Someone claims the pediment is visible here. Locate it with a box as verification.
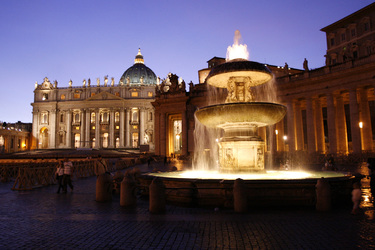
[86,91,124,101]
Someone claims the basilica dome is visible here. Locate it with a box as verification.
[119,49,157,85]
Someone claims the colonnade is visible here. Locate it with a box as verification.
[276,86,374,155]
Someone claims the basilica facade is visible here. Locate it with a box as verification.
[31,49,159,151]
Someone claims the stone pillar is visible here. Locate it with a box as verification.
[140,108,145,145]
[154,110,161,155]
[182,109,188,156]
[314,97,325,153]
[119,108,125,148]
[326,93,337,154]
[95,109,100,149]
[294,100,304,151]
[66,110,72,148]
[125,108,131,148]
[335,94,348,154]
[109,109,115,148]
[31,111,39,150]
[85,109,91,148]
[49,109,57,149]
[305,97,316,153]
[349,89,361,154]
[358,88,373,151]
[275,120,284,151]
[286,101,296,152]
[160,112,166,156]
[80,109,85,148]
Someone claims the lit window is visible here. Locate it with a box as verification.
[115,112,120,122]
[92,126,95,129]
[91,112,95,123]
[76,127,80,130]
[116,126,120,129]
[42,93,48,100]
[131,92,139,97]
[74,93,81,99]
[61,94,66,100]
[91,93,95,97]
[115,92,120,97]
[133,125,138,129]
[148,92,153,97]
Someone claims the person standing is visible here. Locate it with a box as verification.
[63,157,74,193]
[351,182,361,214]
[55,160,64,193]
[95,155,108,177]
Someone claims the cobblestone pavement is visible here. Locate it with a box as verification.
[1,164,375,249]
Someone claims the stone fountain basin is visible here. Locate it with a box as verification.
[195,102,287,128]
[139,171,353,208]
[206,60,273,88]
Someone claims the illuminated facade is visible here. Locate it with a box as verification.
[31,49,157,151]
[0,121,31,154]
[154,3,375,157]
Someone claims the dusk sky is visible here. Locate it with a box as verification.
[1,0,373,123]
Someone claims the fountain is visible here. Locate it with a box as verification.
[140,31,353,208]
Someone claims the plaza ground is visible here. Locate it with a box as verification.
[0,159,375,249]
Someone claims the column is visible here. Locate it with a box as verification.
[349,89,361,153]
[335,93,348,154]
[66,110,72,148]
[305,97,316,154]
[286,100,296,152]
[125,108,130,147]
[154,110,161,155]
[31,111,39,150]
[314,97,325,153]
[119,108,125,148]
[294,100,304,151]
[95,109,100,149]
[80,109,85,148]
[85,109,91,148]
[160,112,166,156]
[140,108,145,145]
[182,109,188,156]
[49,109,57,149]
[109,109,115,148]
[359,88,373,151]
[326,93,337,154]
[275,120,284,151]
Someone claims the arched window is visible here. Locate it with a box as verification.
[91,112,95,123]
[115,112,120,123]
[132,110,138,122]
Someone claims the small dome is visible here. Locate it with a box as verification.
[119,49,157,85]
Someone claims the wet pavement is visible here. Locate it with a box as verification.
[0,162,375,249]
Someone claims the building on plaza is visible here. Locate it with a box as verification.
[0,121,31,154]
[153,3,375,158]
[31,49,158,151]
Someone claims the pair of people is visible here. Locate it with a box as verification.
[56,158,74,193]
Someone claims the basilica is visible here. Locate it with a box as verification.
[27,3,375,160]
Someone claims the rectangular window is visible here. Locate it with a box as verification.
[341,33,345,42]
[131,92,139,97]
[351,29,356,37]
[42,93,48,100]
[148,92,153,97]
[330,38,335,46]
[74,93,81,99]
[60,94,66,100]
[91,93,95,97]
[364,23,369,31]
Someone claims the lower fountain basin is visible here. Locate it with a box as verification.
[195,102,287,128]
[139,171,353,208]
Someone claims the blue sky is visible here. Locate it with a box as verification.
[0,0,373,123]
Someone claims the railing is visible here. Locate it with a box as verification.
[0,158,136,191]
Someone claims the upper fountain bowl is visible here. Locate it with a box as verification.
[195,102,287,128]
[206,59,273,88]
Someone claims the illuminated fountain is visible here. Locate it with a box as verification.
[140,31,353,208]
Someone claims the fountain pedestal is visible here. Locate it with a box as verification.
[219,140,264,172]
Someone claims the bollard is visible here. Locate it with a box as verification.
[233,178,248,213]
[96,173,113,202]
[316,177,331,211]
[120,174,137,207]
[149,178,166,214]
[113,171,124,194]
